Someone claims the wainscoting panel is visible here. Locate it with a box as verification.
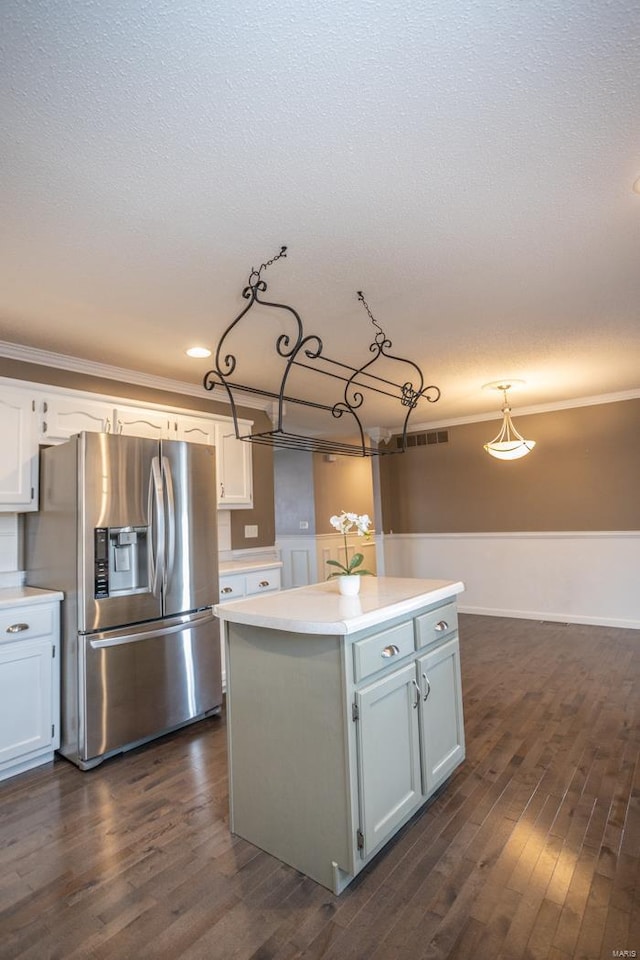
[276,537,318,589]
[276,534,377,590]
[383,531,640,629]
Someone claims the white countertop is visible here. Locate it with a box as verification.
[0,586,64,609]
[214,576,464,635]
[219,558,283,576]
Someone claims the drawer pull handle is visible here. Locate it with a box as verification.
[435,620,449,632]
[258,580,270,588]
[221,587,233,594]
[422,672,431,701]
[6,623,29,633]
[381,644,400,659]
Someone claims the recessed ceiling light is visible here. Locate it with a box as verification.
[633,177,640,195]
[186,346,212,358]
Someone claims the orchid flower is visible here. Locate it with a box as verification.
[326,511,374,578]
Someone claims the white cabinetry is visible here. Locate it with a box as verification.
[0,594,61,781]
[0,387,38,512]
[175,413,217,446]
[28,383,254,510]
[215,420,253,507]
[37,394,114,443]
[219,566,281,602]
[113,404,170,439]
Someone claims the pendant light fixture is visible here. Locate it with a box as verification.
[483,382,536,460]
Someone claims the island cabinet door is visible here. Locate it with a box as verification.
[417,636,465,796]
[355,661,422,858]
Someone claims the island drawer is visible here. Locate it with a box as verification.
[415,602,458,648]
[0,604,55,645]
[353,621,415,681]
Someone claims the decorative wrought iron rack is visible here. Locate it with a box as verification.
[203,246,440,456]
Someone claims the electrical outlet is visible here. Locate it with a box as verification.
[299,520,309,530]
[244,524,258,538]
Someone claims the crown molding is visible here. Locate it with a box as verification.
[2,340,638,432]
[401,388,640,433]
[0,339,273,413]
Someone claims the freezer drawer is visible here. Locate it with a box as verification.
[80,611,221,766]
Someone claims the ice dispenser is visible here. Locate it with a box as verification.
[94,526,150,598]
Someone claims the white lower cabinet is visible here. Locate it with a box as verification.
[219,566,281,603]
[0,597,61,782]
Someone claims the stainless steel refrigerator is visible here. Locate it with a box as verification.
[25,431,221,769]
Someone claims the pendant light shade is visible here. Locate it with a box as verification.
[483,384,536,461]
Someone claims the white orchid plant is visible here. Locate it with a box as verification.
[326,511,374,579]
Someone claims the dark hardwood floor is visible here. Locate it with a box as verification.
[1,615,638,960]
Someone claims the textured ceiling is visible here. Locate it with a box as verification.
[1,0,639,433]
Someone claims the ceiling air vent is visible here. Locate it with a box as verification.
[396,429,449,450]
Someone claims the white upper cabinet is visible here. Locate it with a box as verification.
[4,380,255,512]
[174,413,217,446]
[215,420,253,508]
[36,393,114,443]
[113,404,171,440]
[0,388,39,512]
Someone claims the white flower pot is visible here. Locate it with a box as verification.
[337,575,361,596]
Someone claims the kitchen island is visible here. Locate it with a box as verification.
[214,576,465,894]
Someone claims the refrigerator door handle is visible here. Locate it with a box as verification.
[149,455,165,598]
[88,611,215,648]
[161,455,176,593]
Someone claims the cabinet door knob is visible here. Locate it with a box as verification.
[381,643,400,659]
[6,623,29,633]
[435,620,448,632]
[258,580,270,588]
[221,587,233,594]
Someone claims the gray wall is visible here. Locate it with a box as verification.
[274,449,317,536]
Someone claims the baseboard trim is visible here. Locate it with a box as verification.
[458,604,640,631]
